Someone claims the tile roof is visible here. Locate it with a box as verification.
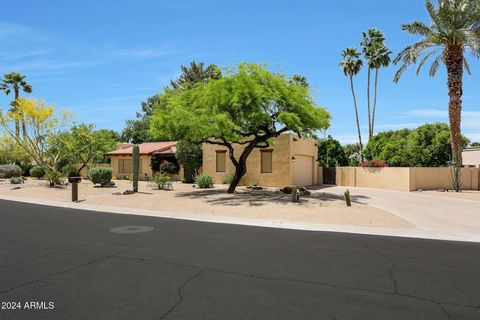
[106,141,177,156]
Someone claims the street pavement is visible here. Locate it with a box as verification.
[0,199,479,319]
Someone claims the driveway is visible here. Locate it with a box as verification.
[318,186,480,242]
[1,199,479,319]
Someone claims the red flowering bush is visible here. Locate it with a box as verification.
[360,160,388,168]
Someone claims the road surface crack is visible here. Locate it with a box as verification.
[363,242,398,294]
[437,303,451,320]
[0,246,136,294]
[118,255,480,312]
[158,270,202,320]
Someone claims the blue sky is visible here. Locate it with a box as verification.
[1,0,479,144]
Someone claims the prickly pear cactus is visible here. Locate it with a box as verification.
[133,145,139,192]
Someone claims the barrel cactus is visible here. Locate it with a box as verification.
[132,145,139,192]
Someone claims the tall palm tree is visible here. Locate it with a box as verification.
[394,0,480,190]
[370,43,392,136]
[0,72,33,139]
[361,28,390,138]
[340,48,364,160]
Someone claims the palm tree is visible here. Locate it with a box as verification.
[394,0,480,190]
[340,48,364,160]
[0,72,33,139]
[370,43,392,136]
[361,28,390,138]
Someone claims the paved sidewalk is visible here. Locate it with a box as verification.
[318,186,480,242]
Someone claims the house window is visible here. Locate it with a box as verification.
[118,159,142,174]
[261,150,273,173]
[216,151,227,172]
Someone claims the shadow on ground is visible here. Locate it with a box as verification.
[175,187,370,207]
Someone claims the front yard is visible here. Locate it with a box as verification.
[0,178,412,229]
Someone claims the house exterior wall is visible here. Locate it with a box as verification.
[462,148,480,168]
[109,155,153,180]
[202,134,318,187]
[336,167,480,191]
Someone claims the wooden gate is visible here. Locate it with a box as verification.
[323,167,336,185]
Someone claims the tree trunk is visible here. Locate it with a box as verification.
[371,68,379,137]
[14,88,21,140]
[21,113,27,142]
[367,67,372,138]
[227,141,261,193]
[350,75,363,161]
[445,45,463,167]
[228,159,247,193]
[14,119,20,140]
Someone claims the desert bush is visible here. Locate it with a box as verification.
[159,160,180,175]
[10,176,26,184]
[196,173,213,189]
[88,167,113,186]
[0,164,22,178]
[29,165,46,179]
[282,185,297,194]
[44,170,64,187]
[150,173,173,190]
[20,163,33,176]
[222,173,234,185]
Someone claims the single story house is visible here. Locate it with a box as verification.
[202,133,319,187]
[106,142,182,180]
[463,147,480,168]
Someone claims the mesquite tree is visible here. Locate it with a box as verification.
[150,63,330,193]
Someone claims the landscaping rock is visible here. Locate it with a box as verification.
[123,190,135,195]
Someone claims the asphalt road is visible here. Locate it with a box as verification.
[0,200,479,320]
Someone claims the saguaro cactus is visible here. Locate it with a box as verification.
[132,145,139,192]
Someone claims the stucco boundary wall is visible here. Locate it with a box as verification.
[336,167,480,192]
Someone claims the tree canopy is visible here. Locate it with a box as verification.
[150,63,330,192]
[364,123,470,167]
[121,62,221,144]
[59,124,119,172]
[317,136,348,167]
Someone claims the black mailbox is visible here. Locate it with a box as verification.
[68,177,81,202]
[68,176,81,183]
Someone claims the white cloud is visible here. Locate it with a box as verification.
[406,109,446,117]
[108,42,185,60]
[0,22,30,40]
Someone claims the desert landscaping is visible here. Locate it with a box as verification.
[0,178,413,229]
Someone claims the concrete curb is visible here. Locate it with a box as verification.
[1,194,479,243]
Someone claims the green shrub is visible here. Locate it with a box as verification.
[196,173,213,189]
[222,173,234,185]
[88,167,113,186]
[0,164,22,178]
[150,173,172,190]
[10,176,26,184]
[30,165,46,179]
[44,170,64,187]
[159,160,180,175]
[282,185,297,194]
[20,163,33,176]
[62,164,80,177]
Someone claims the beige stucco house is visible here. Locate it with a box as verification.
[202,133,319,187]
[463,147,480,168]
[106,142,182,180]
